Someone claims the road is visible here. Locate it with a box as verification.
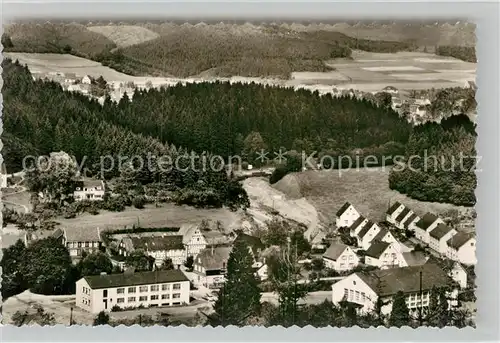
[261,291,332,305]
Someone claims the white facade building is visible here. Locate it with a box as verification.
[446,232,477,265]
[349,216,369,238]
[74,179,105,201]
[81,75,92,84]
[331,263,458,316]
[364,242,404,269]
[118,235,186,268]
[76,270,190,314]
[356,220,381,250]
[63,227,102,260]
[193,246,232,289]
[322,243,359,272]
[414,213,445,244]
[428,224,457,255]
[449,262,468,289]
[335,202,361,229]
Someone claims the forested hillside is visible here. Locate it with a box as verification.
[388,114,477,206]
[1,59,248,210]
[436,46,477,63]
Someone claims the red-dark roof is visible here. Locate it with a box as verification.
[416,213,440,230]
[395,208,411,223]
[429,224,454,240]
[386,201,402,215]
[447,232,475,250]
[336,202,352,218]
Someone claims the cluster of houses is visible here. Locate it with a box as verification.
[327,200,475,317]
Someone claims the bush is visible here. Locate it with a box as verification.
[132,196,147,209]
[111,304,122,312]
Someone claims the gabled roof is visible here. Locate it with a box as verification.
[416,213,440,230]
[383,86,398,91]
[365,241,390,258]
[234,233,264,256]
[129,235,184,251]
[356,263,453,297]
[372,228,390,243]
[447,232,475,250]
[84,269,189,290]
[336,202,352,217]
[401,251,428,267]
[196,246,232,271]
[75,178,104,189]
[429,224,454,240]
[401,213,418,229]
[395,208,411,223]
[349,216,366,231]
[358,220,376,240]
[323,243,348,261]
[386,201,402,215]
[64,227,101,242]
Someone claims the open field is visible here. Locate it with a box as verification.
[87,25,159,48]
[5,49,475,94]
[273,168,473,228]
[56,203,243,233]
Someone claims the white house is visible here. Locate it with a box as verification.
[335,202,361,229]
[401,213,420,232]
[118,235,186,268]
[382,86,399,95]
[179,222,229,258]
[386,201,405,225]
[81,75,92,84]
[254,263,268,281]
[349,216,369,238]
[73,179,105,201]
[331,263,458,316]
[322,243,359,272]
[193,246,232,289]
[63,227,102,261]
[364,242,404,269]
[356,220,381,250]
[428,224,457,255]
[76,269,190,314]
[446,232,477,265]
[414,213,445,244]
[449,262,468,289]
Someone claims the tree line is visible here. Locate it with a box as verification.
[436,46,477,63]
[389,114,477,206]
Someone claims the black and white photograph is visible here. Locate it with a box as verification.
[1,6,478,329]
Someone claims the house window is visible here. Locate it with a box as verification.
[340,263,345,268]
[117,288,125,294]
[103,290,108,297]
[151,285,159,292]
[151,295,159,300]
[78,242,82,248]
[344,288,348,299]
[139,296,147,301]
[162,284,170,291]
[173,283,181,290]
[85,242,89,247]
[361,292,366,302]
[117,298,125,303]
[355,291,360,301]
[128,297,136,302]
[128,287,136,293]
[342,256,347,260]
[172,293,181,299]
[349,290,354,300]
[162,294,170,300]
[139,286,148,293]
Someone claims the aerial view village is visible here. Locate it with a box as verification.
[1,17,477,328]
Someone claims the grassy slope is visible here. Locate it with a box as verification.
[273,168,471,226]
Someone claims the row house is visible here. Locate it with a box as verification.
[76,269,190,314]
[386,202,420,230]
[356,220,382,250]
[336,202,361,229]
[331,263,458,317]
[428,224,457,255]
[63,227,103,261]
[322,243,360,272]
[349,216,369,238]
[446,232,477,265]
[414,213,445,244]
[365,243,428,270]
[118,235,186,268]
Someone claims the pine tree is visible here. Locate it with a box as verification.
[389,291,410,327]
[211,239,261,326]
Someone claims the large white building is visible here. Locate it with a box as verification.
[179,222,229,257]
[193,246,232,288]
[76,269,190,314]
[331,263,458,317]
[414,213,445,244]
[364,241,403,269]
[335,202,361,229]
[428,224,457,255]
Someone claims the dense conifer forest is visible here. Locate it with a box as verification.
[389,114,477,206]
[436,46,477,63]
